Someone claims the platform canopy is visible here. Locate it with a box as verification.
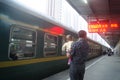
[67,0,120,48]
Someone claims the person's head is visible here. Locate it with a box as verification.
[78,30,87,38]
[66,35,73,41]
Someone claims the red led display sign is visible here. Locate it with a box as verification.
[49,27,64,34]
[45,26,64,35]
[88,21,119,33]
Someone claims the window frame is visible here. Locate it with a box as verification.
[43,33,58,57]
[8,24,37,60]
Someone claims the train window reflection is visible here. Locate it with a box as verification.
[44,33,58,57]
[9,26,36,60]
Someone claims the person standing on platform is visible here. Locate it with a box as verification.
[67,30,89,80]
[62,35,74,65]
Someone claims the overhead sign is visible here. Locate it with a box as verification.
[88,20,119,33]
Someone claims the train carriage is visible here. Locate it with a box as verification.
[0,1,105,80]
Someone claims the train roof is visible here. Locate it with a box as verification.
[0,1,106,47]
[0,0,77,34]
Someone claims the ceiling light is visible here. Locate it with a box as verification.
[83,0,88,4]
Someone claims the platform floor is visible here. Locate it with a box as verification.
[43,55,120,80]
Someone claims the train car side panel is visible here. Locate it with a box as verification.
[0,20,10,61]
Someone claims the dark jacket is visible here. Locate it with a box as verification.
[70,38,89,64]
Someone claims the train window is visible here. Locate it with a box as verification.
[9,26,36,60]
[44,33,58,57]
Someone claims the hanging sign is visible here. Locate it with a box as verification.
[88,20,118,33]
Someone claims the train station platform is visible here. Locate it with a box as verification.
[43,55,120,80]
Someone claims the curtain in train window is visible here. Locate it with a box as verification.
[9,26,36,60]
[44,33,58,57]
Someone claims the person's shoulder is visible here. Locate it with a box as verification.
[72,41,78,46]
[73,40,84,46]
[62,42,68,46]
[70,40,75,43]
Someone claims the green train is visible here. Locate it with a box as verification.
[0,1,106,80]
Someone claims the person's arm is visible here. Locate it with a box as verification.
[70,42,76,56]
[66,41,74,58]
[62,43,67,51]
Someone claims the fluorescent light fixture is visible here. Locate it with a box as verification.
[83,0,88,4]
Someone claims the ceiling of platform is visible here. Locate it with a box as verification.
[67,0,120,48]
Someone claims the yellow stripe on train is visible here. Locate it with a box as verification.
[0,56,67,68]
